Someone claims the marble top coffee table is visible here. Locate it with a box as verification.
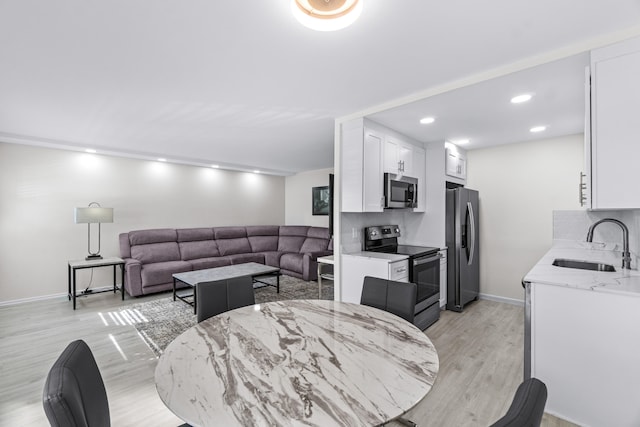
[155,299,439,427]
[172,262,280,314]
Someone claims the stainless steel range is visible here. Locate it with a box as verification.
[364,225,441,330]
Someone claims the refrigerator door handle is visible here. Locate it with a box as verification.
[467,201,476,265]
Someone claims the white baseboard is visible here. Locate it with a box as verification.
[0,292,67,307]
[478,292,524,307]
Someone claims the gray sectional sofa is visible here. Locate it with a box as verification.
[118,225,332,297]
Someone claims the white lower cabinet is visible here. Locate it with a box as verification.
[439,249,447,307]
[530,283,640,426]
[341,253,409,304]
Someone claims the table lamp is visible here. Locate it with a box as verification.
[74,202,114,260]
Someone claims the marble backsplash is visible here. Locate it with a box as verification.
[553,210,640,260]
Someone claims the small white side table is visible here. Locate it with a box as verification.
[317,255,334,299]
[68,257,125,310]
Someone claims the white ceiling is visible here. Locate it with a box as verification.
[1,1,640,175]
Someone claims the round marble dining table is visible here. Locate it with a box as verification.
[155,299,439,427]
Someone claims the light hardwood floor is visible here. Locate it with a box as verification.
[0,292,575,427]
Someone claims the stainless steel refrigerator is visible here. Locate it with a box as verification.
[446,187,479,312]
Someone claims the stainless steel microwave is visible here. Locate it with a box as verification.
[384,173,417,209]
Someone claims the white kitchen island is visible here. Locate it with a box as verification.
[524,240,640,427]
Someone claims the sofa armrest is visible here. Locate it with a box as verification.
[123,258,143,297]
[301,250,333,281]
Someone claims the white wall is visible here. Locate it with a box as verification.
[0,143,285,303]
[285,168,333,227]
[466,134,584,301]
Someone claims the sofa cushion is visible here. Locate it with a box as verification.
[246,225,280,237]
[300,237,329,253]
[217,237,252,256]
[129,229,177,246]
[248,235,279,252]
[262,251,284,268]
[279,226,310,237]
[189,257,232,271]
[307,227,330,239]
[131,242,181,264]
[278,236,306,253]
[279,253,305,273]
[141,261,191,287]
[179,240,220,261]
[177,228,214,242]
[228,253,265,265]
[214,227,247,239]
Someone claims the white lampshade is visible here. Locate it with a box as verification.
[74,207,114,224]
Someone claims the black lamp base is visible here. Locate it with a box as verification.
[85,254,103,261]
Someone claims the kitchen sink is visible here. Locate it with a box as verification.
[552,258,616,272]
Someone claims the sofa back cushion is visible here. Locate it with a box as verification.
[131,242,181,264]
[278,226,310,253]
[300,237,329,253]
[128,229,177,246]
[177,228,214,242]
[215,227,252,256]
[299,226,331,253]
[246,225,280,252]
[179,241,220,261]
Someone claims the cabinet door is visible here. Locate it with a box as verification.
[389,260,409,282]
[383,137,400,173]
[398,143,413,175]
[591,36,640,209]
[413,147,426,212]
[363,129,384,212]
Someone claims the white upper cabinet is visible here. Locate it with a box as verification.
[384,136,414,176]
[341,118,384,213]
[588,35,640,209]
[445,145,467,181]
[413,146,426,213]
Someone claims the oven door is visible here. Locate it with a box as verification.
[411,253,441,312]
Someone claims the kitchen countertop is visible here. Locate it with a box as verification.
[343,251,409,262]
[524,240,640,297]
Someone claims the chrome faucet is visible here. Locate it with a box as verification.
[586,218,632,270]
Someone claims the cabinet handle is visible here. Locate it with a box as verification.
[579,172,587,207]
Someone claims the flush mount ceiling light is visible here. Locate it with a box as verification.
[530,126,547,133]
[511,94,532,104]
[419,117,435,124]
[292,0,363,31]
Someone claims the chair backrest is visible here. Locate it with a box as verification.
[43,340,110,427]
[196,276,256,323]
[489,378,548,427]
[360,276,417,323]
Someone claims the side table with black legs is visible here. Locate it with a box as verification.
[68,257,125,310]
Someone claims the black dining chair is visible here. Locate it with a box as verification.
[489,378,548,427]
[196,276,256,323]
[360,276,417,323]
[43,339,110,427]
[44,340,191,427]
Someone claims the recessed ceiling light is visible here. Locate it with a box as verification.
[211,164,219,168]
[419,117,435,124]
[253,170,261,174]
[453,139,470,145]
[291,0,363,31]
[157,158,167,162]
[530,126,547,133]
[85,149,97,154]
[511,94,532,104]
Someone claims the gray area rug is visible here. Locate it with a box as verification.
[127,275,334,356]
